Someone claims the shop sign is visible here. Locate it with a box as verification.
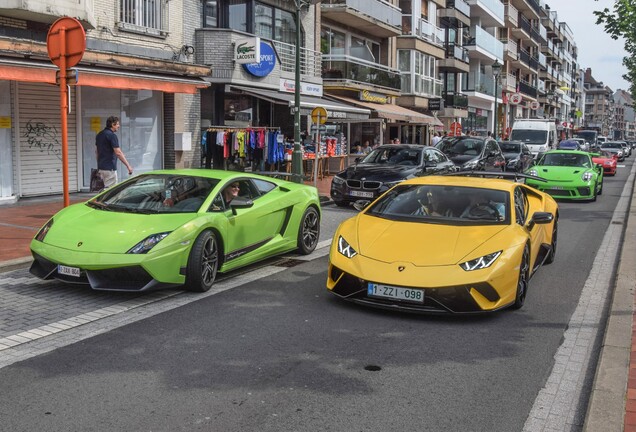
[0,116,11,128]
[428,98,442,110]
[279,79,323,97]
[243,42,276,77]
[360,90,388,104]
[234,37,261,64]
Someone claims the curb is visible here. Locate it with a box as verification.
[0,256,32,274]
[583,159,636,431]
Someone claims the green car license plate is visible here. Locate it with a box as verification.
[367,283,424,303]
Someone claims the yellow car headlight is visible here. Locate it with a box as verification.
[460,251,502,271]
[337,235,358,258]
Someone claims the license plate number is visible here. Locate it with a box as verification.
[58,264,80,277]
[367,283,424,303]
[350,190,374,198]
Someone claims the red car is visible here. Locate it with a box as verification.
[592,150,618,176]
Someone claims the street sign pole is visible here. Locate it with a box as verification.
[59,28,70,207]
[314,112,321,188]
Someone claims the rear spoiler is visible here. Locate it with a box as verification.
[443,170,548,183]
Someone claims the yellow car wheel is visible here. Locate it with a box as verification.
[512,244,530,310]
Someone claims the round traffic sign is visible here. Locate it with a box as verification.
[530,101,540,110]
[509,93,523,105]
[311,106,327,124]
[47,17,86,68]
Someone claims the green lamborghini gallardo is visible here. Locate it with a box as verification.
[525,150,603,201]
[30,169,321,292]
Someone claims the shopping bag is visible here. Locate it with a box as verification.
[90,168,104,192]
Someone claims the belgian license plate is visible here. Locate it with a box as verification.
[367,283,424,303]
[58,264,80,277]
[350,190,374,198]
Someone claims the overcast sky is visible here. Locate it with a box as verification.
[547,0,629,91]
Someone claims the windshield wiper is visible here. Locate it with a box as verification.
[86,201,113,211]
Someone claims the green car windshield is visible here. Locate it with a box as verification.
[366,185,508,224]
[540,153,591,168]
[88,174,220,214]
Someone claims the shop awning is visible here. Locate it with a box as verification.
[0,59,210,94]
[230,85,371,120]
[328,95,443,126]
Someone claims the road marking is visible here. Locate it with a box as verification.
[523,158,635,431]
[0,241,332,369]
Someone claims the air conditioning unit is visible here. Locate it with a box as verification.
[174,132,192,151]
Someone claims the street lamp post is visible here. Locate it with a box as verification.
[291,0,316,183]
[492,59,502,139]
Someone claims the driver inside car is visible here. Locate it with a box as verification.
[460,192,505,220]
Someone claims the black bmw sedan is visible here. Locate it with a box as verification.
[498,140,534,172]
[330,144,457,207]
[436,136,506,172]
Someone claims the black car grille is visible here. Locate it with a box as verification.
[346,180,382,189]
[544,188,573,197]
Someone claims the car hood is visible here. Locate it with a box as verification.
[353,214,507,266]
[533,165,589,181]
[41,203,198,253]
[340,163,418,181]
[448,154,478,165]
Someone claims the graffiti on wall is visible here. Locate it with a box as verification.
[23,120,61,160]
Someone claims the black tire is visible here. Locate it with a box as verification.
[545,218,558,264]
[598,180,603,195]
[297,206,320,255]
[591,183,597,202]
[511,244,530,310]
[185,230,219,292]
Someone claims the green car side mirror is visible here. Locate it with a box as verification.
[230,196,254,215]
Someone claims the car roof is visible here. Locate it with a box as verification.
[376,144,426,150]
[400,174,515,192]
[543,149,589,155]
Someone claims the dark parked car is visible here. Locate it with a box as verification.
[557,139,582,151]
[436,136,506,172]
[330,144,457,207]
[498,140,534,172]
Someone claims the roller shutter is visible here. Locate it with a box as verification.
[18,82,77,196]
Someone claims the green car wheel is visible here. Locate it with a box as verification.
[185,230,219,292]
[298,206,320,255]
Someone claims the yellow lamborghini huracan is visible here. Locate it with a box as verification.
[327,174,558,313]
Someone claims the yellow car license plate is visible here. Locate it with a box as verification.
[367,283,424,303]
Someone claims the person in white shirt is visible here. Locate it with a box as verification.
[431,132,442,146]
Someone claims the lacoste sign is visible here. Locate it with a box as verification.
[235,37,260,64]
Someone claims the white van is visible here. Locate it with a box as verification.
[510,119,558,158]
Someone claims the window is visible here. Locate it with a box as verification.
[398,50,438,96]
[204,0,218,27]
[321,27,345,55]
[120,0,163,31]
[228,0,248,32]
[274,8,296,45]
[255,3,273,37]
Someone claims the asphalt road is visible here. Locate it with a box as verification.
[0,160,631,432]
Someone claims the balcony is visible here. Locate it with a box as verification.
[438,44,470,73]
[465,0,505,28]
[321,0,401,38]
[501,73,517,92]
[322,55,401,92]
[501,39,518,61]
[1,0,96,28]
[505,3,518,27]
[511,14,531,39]
[465,26,504,61]
[463,70,496,97]
[528,55,539,71]
[518,80,538,98]
[273,40,321,77]
[415,17,445,47]
[538,52,546,68]
[443,91,469,108]
[447,0,471,17]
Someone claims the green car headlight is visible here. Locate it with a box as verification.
[337,235,358,258]
[528,169,538,176]
[460,251,502,271]
[332,175,345,185]
[127,232,171,254]
[35,218,54,242]
[582,172,594,182]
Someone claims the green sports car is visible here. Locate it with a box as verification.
[30,169,321,292]
[525,150,603,201]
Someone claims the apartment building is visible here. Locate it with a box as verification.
[0,0,210,202]
[584,68,614,137]
[613,89,634,140]
[462,0,504,136]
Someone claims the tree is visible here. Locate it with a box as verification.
[594,0,636,97]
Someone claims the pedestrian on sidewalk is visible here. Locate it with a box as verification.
[95,116,133,188]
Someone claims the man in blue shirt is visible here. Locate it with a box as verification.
[95,116,133,188]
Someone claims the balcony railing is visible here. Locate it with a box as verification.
[530,27,542,44]
[518,80,538,98]
[505,3,518,26]
[538,52,546,68]
[321,0,401,27]
[538,79,545,93]
[273,41,321,77]
[467,26,504,59]
[529,56,539,71]
[322,54,401,91]
[526,0,543,16]
[443,91,469,108]
[118,0,168,36]
[463,70,495,96]
[416,17,445,46]
[501,38,518,59]
[465,0,504,23]
[519,15,531,36]
[519,48,530,66]
[502,73,517,90]
[446,43,469,62]
[446,0,471,17]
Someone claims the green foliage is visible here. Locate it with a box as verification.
[594,0,636,96]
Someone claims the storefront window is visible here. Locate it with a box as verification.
[224,94,253,125]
